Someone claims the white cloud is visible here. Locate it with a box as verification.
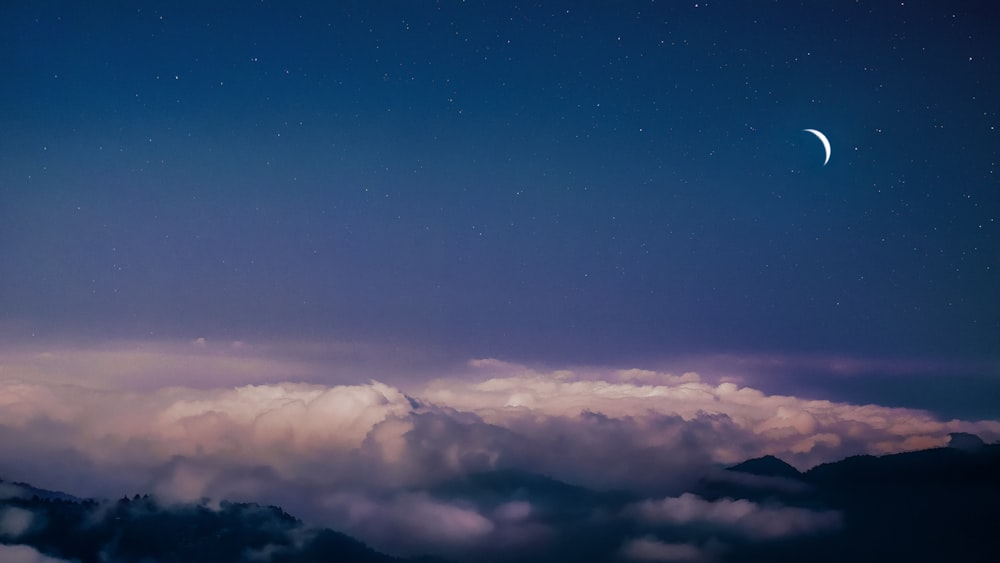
[1,343,998,558]
[630,493,841,539]
[3,366,997,489]
[418,360,1000,470]
[3,353,998,499]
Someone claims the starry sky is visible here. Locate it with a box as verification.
[1,1,999,417]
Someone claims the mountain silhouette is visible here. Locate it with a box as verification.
[727,454,803,479]
[0,479,81,502]
[724,445,1000,563]
[0,492,439,563]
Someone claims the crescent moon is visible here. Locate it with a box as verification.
[803,128,831,165]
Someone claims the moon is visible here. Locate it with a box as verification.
[803,128,831,165]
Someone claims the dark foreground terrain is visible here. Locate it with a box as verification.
[3,440,998,562]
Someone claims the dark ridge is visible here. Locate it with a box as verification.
[948,431,985,450]
[5,446,1000,563]
[0,488,440,563]
[0,478,81,502]
[727,454,802,479]
[724,445,1000,563]
[804,444,1000,488]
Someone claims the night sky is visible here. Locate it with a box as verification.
[2,2,1000,560]
[4,1,999,364]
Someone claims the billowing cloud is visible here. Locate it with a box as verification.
[419,359,1000,473]
[1,343,998,558]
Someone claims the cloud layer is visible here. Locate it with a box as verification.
[1,342,997,557]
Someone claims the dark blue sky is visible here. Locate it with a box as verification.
[2,1,998,374]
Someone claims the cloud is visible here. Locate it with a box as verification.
[0,338,445,391]
[620,537,708,562]
[0,544,70,563]
[699,468,810,494]
[419,359,1000,471]
[0,482,27,500]
[1,344,998,558]
[0,506,35,538]
[4,359,998,488]
[494,500,532,521]
[322,491,494,548]
[629,493,841,539]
